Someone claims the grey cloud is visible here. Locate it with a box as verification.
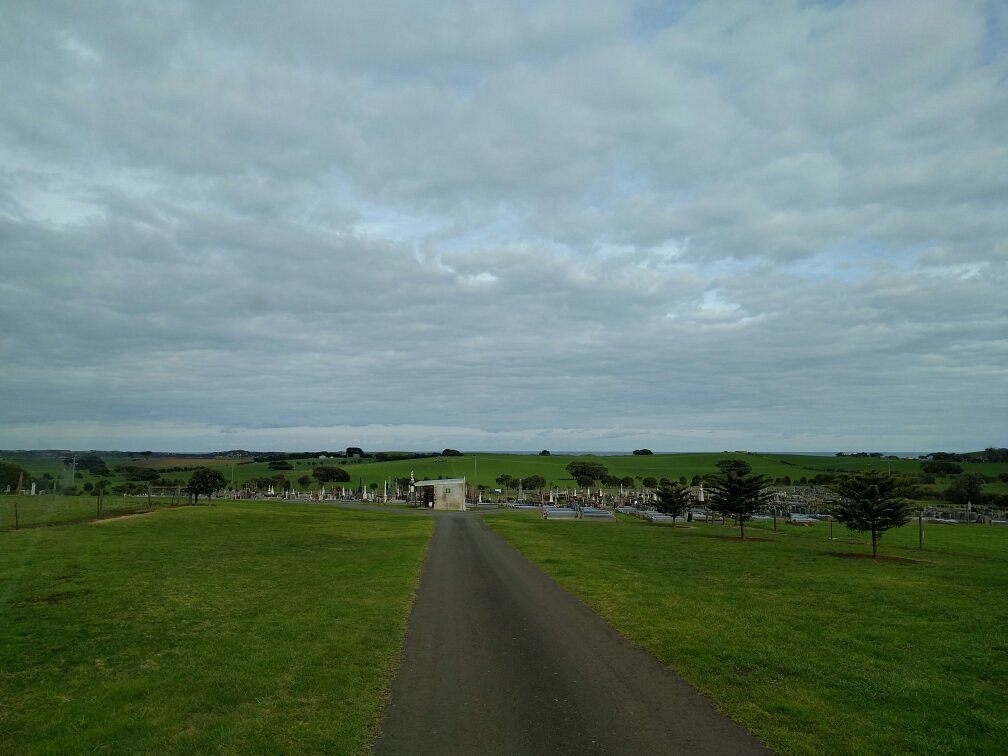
[1,1,1005,452]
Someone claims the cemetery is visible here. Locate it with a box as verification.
[2,450,1007,754]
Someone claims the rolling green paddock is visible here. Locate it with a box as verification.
[0,502,433,754]
[233,452,1008,490]
[8,456,68,479]
[10,452,1008,499]
[486,512,1008,755]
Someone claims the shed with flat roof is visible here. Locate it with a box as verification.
[414,478,467,511]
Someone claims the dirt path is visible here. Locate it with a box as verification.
[374,514,770,755]
[90,510,157,524]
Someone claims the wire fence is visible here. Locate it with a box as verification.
[0,494,188,531]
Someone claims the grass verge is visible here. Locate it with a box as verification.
[0,502,433,754]
[486,513,1008,755]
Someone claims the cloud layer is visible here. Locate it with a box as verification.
[2,1,1006,452]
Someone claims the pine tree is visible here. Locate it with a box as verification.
[706,460,772,539]
[831,470,911,558]
[655,482,692,527]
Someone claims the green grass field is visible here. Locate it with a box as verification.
[0,502,433,754]
[486,512,1008,755]
[0,494,178,530]
[4,490,1006,754]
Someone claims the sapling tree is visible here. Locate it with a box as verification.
[830,470,911,558]
[706,460,772,538]
[654,482,692,527]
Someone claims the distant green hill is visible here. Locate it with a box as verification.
[8,450,1007,500]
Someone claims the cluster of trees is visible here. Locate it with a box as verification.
[0,461,31,491]
[683,460,916,557]
[253,451,344,463]
[114,465,161,482]
[920,460,963,476]
[64,454,111,477]
[925,448,1008,464]
[560,462,697,490]
[944,473,984,508]
[245,467,358,490]
[632,449,654,455]
[494,464,658,490]
[244,474,292,491]
[495,474,546,490]
[312,466,351,483]
[647,460,773,535]
[565,461,609,483]
[983,447,1008,463]
[252,448,465,464]
[373,451,440,462]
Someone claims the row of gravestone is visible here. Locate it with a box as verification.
[542,506,616,521]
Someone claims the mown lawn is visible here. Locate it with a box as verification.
[486,513,1008,755]
[0,502,433,754]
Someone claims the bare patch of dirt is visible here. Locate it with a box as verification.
[91,510,156,524]
[15,589,92,607]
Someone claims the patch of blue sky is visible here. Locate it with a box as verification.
[982,3,1008,65]
[323,170,445,243]
[784,243,921,283]
[631,0,696,38]
[698,254,764,281]
[578,161,666,217]
[430,212,531,254]
[350,205,443,244]
[21,190,103,226]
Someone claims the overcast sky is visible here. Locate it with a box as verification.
[2,1,1005,454]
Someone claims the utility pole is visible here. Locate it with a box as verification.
[14,473,22,530]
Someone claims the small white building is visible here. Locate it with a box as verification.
[413,478,467,511]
